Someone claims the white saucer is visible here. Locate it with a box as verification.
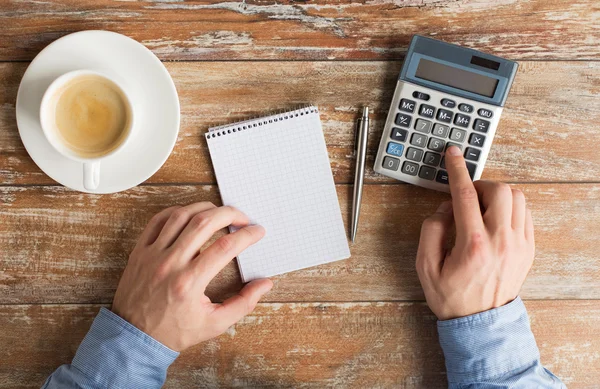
[16,30,180,194]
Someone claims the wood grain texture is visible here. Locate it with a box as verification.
[0,301,598,388]
[1,0,599,61]
[1,183,598,304]
[2,61,600,185]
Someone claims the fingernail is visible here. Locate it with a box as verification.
[247,224,266,236]
[446,146,462,157]
[436,201,452,213]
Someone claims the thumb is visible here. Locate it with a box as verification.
[416,201,453,281]
[210,278,273,330]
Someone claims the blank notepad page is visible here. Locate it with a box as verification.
[206,106,350,282]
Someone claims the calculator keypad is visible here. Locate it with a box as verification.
[378,85,500,190]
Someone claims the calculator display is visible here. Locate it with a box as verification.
[415,58,499,98]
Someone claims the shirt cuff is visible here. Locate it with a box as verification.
[72,307,179,389]
[437,297,540,384]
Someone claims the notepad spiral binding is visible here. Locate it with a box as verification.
[206,105,318,139]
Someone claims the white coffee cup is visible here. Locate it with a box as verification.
[40,70,137,191]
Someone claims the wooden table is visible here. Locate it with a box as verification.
[1,1,599,387]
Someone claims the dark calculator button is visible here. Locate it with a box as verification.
[382,156,400,171]
[386,142,404,157]
[466,162,477,179]
[423,151,442,167]
[453,113,471,128]
[419,104,436,119]
[464,147,481,161]
[427,137,445,152]
[401,161,419,176]
[405,147,424,162]
[469,133,486,147]
[473,119,490,133]
[395,113,412,128]
[436,170,449,184]
[414,119,432,134]
[445,142,463,151]
[410,133,428,148]
[419,165,436,181]
[412,91,430,101]
[441,98,456,108]
[432,124,450,138]
[390,127,408,142]
[436,108,453,123]
[399,98,416,113]
[458,103,474,113]
[478,108,493,118]
[440,157,446,169]
[449,128,467,143]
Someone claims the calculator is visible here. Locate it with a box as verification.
[374,35,518,192]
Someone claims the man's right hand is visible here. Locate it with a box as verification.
[416,146,535,320]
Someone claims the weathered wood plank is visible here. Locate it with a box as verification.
[0,301,598,388]
[2,61,599,185]
[1,0,599,61]
[1,184,598,304]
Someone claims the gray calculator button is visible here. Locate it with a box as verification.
[432,124,450,138]
[414,119,432,134]
[449,128,466,142]
[419,104,436,119]
[399,98,416,113]
[436,108,453,123]
[440,157,446,169]
[427,137,445,152]
[390,127,408,142]
[473,119,490,133]
[401,161,419,176]
[419,165,436,180]
[405,147,424,162]
[410,133,428,148]
[412,91,430,101]
[441,98,456,108]
[423,152,442,167]
[464,147,481,161]
[466,162,477,179]
[469,133,486,147]
[478,108,493,118]
[436,170,449,184]
[458,103,474,113]
[382,156,400,171]
[454,113,471,128]
[395,113,412,128]
[446,142,463,151]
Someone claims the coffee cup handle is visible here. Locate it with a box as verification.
[83,162,100,191]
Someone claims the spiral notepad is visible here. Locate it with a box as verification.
[206,106,350,282]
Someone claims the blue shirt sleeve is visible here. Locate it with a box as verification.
[42,307,179,389]
[437,296,565,388]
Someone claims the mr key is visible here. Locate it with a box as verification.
[374,35,518,192]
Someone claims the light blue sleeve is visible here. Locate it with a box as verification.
[41,307,179,389]
[437,296,565,388]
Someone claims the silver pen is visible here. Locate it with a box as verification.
[351,106,369,243]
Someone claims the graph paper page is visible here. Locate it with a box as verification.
[206,107,350,282]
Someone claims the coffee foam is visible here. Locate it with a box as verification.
[49,74,131,158]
